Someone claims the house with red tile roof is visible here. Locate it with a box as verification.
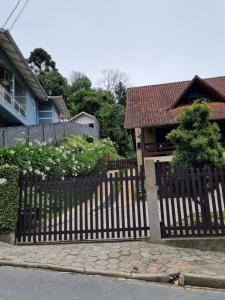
[125,75,225,165]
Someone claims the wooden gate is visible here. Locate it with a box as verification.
[156,161,225,238]
[16,166,149,244]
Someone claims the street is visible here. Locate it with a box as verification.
[0,267,225,300]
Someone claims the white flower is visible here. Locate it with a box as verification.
[45,166,50,171]
[27,161,31,165]
[62,169,65,174]
[34,169,41,175]
[4,164,9,167]
[22,170,27,175]
[29,142,33,146]
[28,166,32,172]
[48,158,53,163]
[33,139,41,146]
[9,150,15,155]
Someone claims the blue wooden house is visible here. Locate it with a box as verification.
[0,29,69,127]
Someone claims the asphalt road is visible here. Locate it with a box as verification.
[0,267,225,300]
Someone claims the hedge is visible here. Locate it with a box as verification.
[0,165,19,232]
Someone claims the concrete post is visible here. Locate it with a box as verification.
[144,158,161,242]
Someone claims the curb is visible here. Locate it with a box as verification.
[1,259,225,289]
[179,273,225,290]
[0,260,171,283]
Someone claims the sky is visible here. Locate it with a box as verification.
[1,0,225,87]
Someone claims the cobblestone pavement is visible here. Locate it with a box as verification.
[1,241,225,277]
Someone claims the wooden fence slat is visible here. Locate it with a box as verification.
[120,171,126,238]
[94,182,99,239]
[124,169,131,238]
[130,168,137,238]
[48,177,53,241]
[134,167,142,237]
[43,177,48,242]
[89,179,94,240]
[58,177,63,241]
[105,176,110,238]
[38,176,44,242]
[115,172,120,238]
[33,175,38,243]
[109,173,115,238]
[84,180,89,240]
[74,179,78,240]
[214,167,225,235]
[185,170,195,236]
[100,180,104,239]
[69,178,73,241]
[168,169,177,237]
[53,177,58,241]
[207,167,219,235]
[190,168,201,236]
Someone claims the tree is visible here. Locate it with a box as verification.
[98,69,128,97]
[65,72,114,117]
[28,48,56,73]
[166,101,225,168]
[70,72,92,92]
[38,70,67,96]
[115,81,127,106]
[98,102,134,157]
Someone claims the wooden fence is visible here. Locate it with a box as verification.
[16,166,149,243]
[155,161,225,238]
[108,159,137,170]
[0,120,99,148]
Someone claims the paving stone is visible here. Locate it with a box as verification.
[1,241,225,277]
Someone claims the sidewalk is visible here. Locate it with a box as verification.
[1,240,225,279]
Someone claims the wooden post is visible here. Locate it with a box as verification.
[144,158,161,242]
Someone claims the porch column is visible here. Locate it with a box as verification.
[144,157,161,242]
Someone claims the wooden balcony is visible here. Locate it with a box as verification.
[144,140,225,157]
[144,142,174,157]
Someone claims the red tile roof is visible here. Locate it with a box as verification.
[125,76,225,128]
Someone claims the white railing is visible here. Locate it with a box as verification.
[0,84,26,118]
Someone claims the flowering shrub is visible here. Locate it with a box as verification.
[0,135,120,177]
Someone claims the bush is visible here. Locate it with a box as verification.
[0,135,120,177]
[167,101,225,168]
[0,165,19,232]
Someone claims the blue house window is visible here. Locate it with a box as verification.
[38,103,53,124]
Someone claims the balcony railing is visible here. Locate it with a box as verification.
[144,140,225,157]
[144,142,174,157]
[0,84,26,118]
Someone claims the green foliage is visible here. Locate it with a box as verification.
[28,48,56,73]
[28,46,134,157]
[38,70,67,96]
[0,166,19,232]
[166,101,225,168]
[98,102,134,157]
[115,81,127,106]
[0,136,120,177]
[70,72,92,92]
